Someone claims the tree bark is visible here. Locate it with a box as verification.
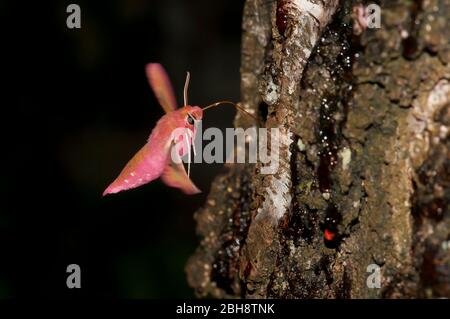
[186,0,450,298]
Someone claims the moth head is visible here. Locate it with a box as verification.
[183,105,203,126]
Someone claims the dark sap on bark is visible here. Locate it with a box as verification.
[276,0,288,36]
[318,96,338,193]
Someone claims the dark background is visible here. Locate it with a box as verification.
[2,0,243,297]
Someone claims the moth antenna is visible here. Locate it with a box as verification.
[184,72,190,106]
[202,100,258,121]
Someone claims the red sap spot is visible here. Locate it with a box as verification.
[276,0,288,36]
[324,229,336,241]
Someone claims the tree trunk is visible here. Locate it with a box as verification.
[186,0,450,298]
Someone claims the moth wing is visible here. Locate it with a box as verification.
[160,126,200,194]
[145,63,177,113]
[161,161,201,195]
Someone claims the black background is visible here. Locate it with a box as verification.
[2,0,243,297]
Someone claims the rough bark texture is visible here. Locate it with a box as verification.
[186,0,450,298]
